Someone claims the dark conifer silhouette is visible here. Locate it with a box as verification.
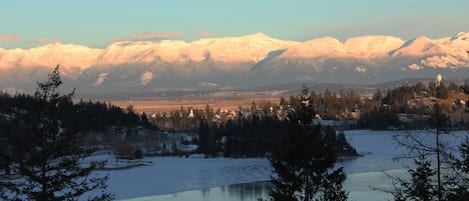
[0,65,113,201]
[268,85,347,201]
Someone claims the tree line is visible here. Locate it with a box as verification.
[359,80,469,130]
[150,78,469,132]
[0,94,155,136]
[196,87,358,158]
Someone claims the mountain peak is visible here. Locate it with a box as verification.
[280,37,345,58]
[344,35,404,57]
[452,32,469,40]
[390,36,437,57]
[247,32,270,38]
[2,32,469,92]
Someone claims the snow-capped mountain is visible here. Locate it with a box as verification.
[0,32,468,93]
[0,43,102,71]
[96,32,298,65]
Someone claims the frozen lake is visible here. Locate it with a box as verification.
[109,130,465,201]
[119,170,407,201]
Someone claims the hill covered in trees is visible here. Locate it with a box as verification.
[0,93,155,135]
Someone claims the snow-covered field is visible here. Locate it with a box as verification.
[90,129,466,201]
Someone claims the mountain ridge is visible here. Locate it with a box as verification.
[0,32,468,93]
[1,32,468,68]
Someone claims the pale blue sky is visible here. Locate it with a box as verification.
[1,0,469,48]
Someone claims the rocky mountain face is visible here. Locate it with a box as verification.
[1,32,468,93]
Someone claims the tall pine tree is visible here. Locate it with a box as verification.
[0,66,113,201]
[445,137,469,201]
[268,85,347,201]
[388,153,437,201]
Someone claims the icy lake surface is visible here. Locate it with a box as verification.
[102,130,465,201]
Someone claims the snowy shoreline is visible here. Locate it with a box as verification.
[94,129,465,200]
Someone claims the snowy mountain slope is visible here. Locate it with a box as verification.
[344,35,404,58]
[279,37,346,58]
[192,32,298,63]
[0,43,102,72]
[96,32,298,65]
[0,32,468,92]
[278,35,405,59]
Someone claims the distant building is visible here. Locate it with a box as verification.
[188,109,194,118]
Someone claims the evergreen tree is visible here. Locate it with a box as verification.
[269,85,347,201]
[445,137,469,201]
[336,131,358,156]
[197,118,218,156]
[448,82,458,91]
[280,96,288,107]
[392,154,437,201]
[140,112,153,128]
[0,66,113,201]
[372,89,383,103]
[385,130,469,201]
[464,79,469,94]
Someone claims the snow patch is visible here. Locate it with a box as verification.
[197,82,219,87]
[140,71,153,86]
[0,87,23,94]
[295,75,314,81]
[355,65,367,73]
[420,55,468,69]
[408,63,422,70]
[94,73,108,86]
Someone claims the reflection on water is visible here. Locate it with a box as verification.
[123,181,272,201]
[122,161,401,201]
[202,181,271,201]
[123,169,399,201]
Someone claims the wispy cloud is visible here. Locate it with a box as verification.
[34,37,49,43]
[156,32,183,38]
[27,37,61,45]
[112,32,155,41]
[113,31,183,42]
[0,34,20,42]
[197,31,216,36]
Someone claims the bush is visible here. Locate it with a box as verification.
[113,140,135,159]
[134,148,143,159]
